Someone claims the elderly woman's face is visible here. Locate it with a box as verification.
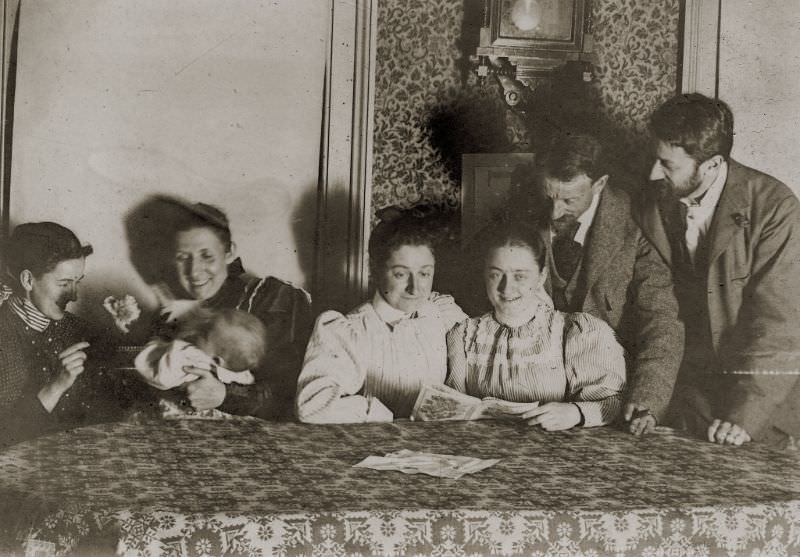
[378,244,435,313]
[174,227,234,301]
[485,245,543,323]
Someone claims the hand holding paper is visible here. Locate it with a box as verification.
[411,384,538,421]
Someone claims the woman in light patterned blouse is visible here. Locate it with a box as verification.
[296,208,466,423]
[446,221,625,430]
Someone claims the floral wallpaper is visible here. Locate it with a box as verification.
[590,0,681,149]
[371,0,681,214]
[372,1,524,213]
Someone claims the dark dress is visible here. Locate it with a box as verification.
[0,303,125,445]
[156,274,313,420]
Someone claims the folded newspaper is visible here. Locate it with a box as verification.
[411,384,539,421]
[353,449,500,479]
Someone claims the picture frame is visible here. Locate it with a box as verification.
[477,0,588,77]
[490,0,585,50]
[460,152,535,241]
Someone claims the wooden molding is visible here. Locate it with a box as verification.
[0,0,18,241]
[314,0,376,313]
[681,0,720,96]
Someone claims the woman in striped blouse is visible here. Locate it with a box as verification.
[446,222,625,430]
[296,209,466,423]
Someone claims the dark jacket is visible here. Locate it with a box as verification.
[544,185,685,420]
[0,303,107,445]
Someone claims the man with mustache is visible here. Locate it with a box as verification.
[524,133,683,435]
[639,93,800,448]
[0,222,98,445]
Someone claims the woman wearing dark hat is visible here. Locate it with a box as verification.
[295,207,466,423]
[134,198,313,420]
[0,222,98,444]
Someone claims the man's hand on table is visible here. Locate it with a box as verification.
[183,365,226,410]
[708,419,751,446]
[624,403,657,436]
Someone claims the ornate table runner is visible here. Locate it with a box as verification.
[0,418,798,556]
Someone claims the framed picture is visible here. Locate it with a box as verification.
[484,0,586,52]
[460,153,535,241]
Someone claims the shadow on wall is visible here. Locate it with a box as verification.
[118,191,319,341]
[308,180,366,316]
[290,182,318,301]
[124,195,188,299]
[427,96,514,185]
[126,189,318,298]
[429,51,650,190]
[423,1,518,190]
[523,62,652,188]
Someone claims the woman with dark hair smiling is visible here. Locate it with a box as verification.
[446,220,625,430]
[295,207,466,423]
[133,198,312,420]
[0,223,100,443]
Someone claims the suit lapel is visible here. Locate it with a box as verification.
[541,226,555,294]
[639,190,672,266]
[707,160,750,267]
[581,187,628,295]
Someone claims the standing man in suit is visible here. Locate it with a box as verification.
[527,133,684,435]
[640,93,800,448]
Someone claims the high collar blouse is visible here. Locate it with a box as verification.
[446,305,625,427]
[296,292,467,423]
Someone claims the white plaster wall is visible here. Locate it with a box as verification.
[719,1,800,194]
[9,0,326,326]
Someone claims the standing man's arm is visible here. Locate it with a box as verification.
[624,230,684,434]
[711,193,800,444]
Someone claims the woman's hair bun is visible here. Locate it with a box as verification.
[375,204,440,224]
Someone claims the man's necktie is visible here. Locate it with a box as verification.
[666,199,691,268]
[552,221,582,283]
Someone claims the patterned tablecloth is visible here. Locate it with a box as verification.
[0,417,798,556]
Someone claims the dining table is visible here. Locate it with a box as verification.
[0,415,798,556]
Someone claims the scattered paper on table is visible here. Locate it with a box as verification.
[353,449,500,479]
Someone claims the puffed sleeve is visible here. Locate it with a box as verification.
[295,311,392,423]
[563,313,626,427]
[445,321,469,393]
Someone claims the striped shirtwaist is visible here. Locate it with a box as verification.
[446,305,626,427]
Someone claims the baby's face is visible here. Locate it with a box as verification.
[198,322,259,371]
